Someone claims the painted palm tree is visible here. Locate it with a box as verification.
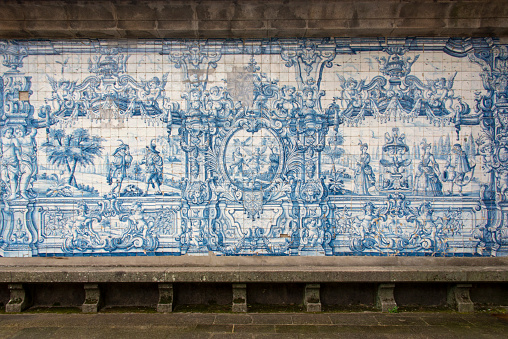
[43,128,104,187]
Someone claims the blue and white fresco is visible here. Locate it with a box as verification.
[0,37,507,257]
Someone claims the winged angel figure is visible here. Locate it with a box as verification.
[331,74,383,126]
[139,74,168,108]
[46,76,80,118]
[426,73,456,110]
[336,74,366,111]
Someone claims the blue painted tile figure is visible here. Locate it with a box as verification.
[107,141,132,196]
[351,202,377,241]
[1,127,20,200]
[414,139,443,196]
[15,125,37,199]
[141,139,163,195]
[353,141,375,195]
[0,37,508,257]
[124,202,152,240]
[444,143,474,196]
[65,201,102,251]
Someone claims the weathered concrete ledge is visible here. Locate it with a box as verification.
[0,257,507,283]
[1,256,508,267]
[0,257,506,313]
[0,0,507,39]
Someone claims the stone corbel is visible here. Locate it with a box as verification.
[232,283,247,312]
[157,283,173,313]
[82,283,102,313]
[447,283,474,313]
[304,283,321,312]
[6,283,31,312]
[377,283,397,312]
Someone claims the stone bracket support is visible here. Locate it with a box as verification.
[6,283,31,313]
[82,283,102,313]
[304,283,321,312]
[447,283,474,313]
[157,283,173,313]
[232,283,247,312]
[377,283,397,312]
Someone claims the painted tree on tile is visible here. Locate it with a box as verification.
[43,128,104,186]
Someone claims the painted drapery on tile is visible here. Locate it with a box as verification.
[0,37,507,257]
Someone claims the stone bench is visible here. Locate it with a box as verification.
[1,257,507,313]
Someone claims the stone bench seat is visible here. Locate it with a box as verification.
[0,257,507,313]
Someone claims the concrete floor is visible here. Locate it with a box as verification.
[0,312,507,338]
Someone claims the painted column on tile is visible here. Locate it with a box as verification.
[0,41,41,256]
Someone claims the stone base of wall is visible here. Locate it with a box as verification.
[1,257,507,313]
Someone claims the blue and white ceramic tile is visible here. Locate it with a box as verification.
[0,37,507,257]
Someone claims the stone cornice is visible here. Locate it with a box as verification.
[0,0,507,39]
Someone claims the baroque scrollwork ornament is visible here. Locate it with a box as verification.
[0,37,505,257]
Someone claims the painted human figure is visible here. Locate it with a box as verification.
[248,147,268,175]
[143,77,162,106]
[341,78,363,109]
[14,126,37,199]
[353,202,377,240]
[189,219,202,248]
[300,88,318,131]
[127,202,151,239]
[276,86,299,117]
[107,142,132,195]
[305,160,316,179]
[0,127,20,200]
[445,144,473,196]
[187,88,204,118]
[353,142,375,195]
[414,140,442,196]
[47,78,78,115]
[267,152,279,178]
[428,76,455,111]
[69,202,101,244]
[230,147,246,177]
[302,218,320,247]
[184,89,208,150]
[411,203,442,247]
[141,139,163,195]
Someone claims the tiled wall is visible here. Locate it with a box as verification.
[1,38,507,257]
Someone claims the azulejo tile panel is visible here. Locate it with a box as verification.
[0,37,507,257]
